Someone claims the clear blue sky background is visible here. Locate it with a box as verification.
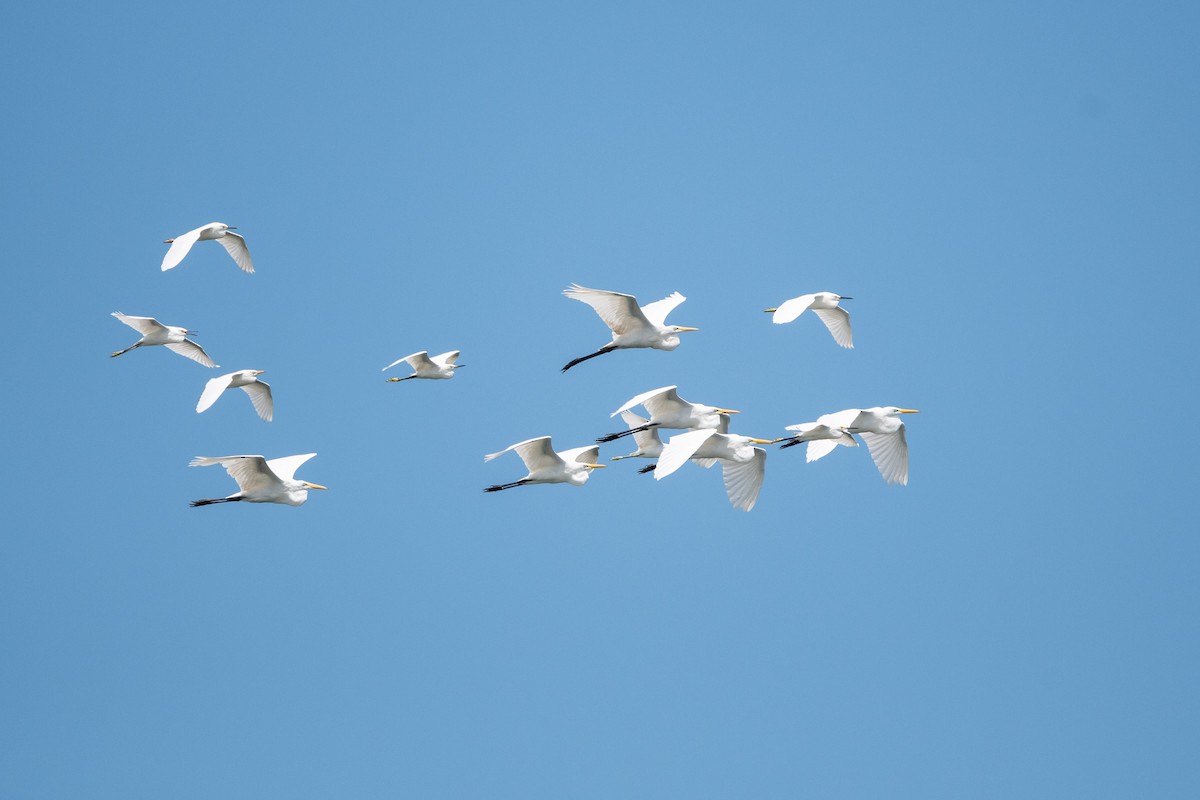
[2,2,1198,797]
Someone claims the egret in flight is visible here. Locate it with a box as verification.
[804,407,919,485]
[598,386,738,444]
[161,222,254,273]
[776,420,857,457]
[110,312,217,367]
[196,370,273,421]
[484,436,606,492]
[561,284,697,371]
[383,351,462,381]
[765,292,853,348]
[189,453,326,507]
[654,428,780,512]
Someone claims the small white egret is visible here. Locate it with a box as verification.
[110,312,217,367]
[561,284,698,371]
[598,386,738,444]
[777,421,857,458]
[610,411,664,462]
[161,222,254,273]
[483,436,606,492]
[654,428,780,512]
[383,351,463,381]
[765,292,853,348]
[196,370,273,421]
[189,453,326,507]
[806,407,920,485]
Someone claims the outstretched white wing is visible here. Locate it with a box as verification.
[218,231,254,273]
[639,387,691,421]
[240,380,273,421]
[559,445,601,464]
[111,312,166,336]
[165,339,217,368]
[196,373,234,413]
[264,453,317,482]
[812,307,853,348]
[637,291,686,327]
[190,455,281,493]
[859,429,909,485]
[721,449,766,511]
[655,429,715,480]
[382,352,432,372]
[620,411,663,452]
[161,226,204,271]
[610,385,677,418]
[563,284,654,336]
[485,436,564,473]
[771,294,815,324]
[431,350,461,367]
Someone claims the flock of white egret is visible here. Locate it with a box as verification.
[111,222,918,512]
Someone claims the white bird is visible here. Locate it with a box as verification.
[806,407,920,485]
[189,453,327,507]
[777,421,858,458]
[484,436,606,492]
[765,292,853,348]
[609,411,664,462]
[561,284,698,371]
[382,351,463,381]
[161,222,254,273]
[598,385,739,444]
[196,370,273,421]
[110,312,217,367]
[654,428,780,512]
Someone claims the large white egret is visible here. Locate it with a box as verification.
[196,370,273,421]
[383,351,462,381]
[561,284,698,371]
[805,407,920,485]
[161,222,254,273]
[483,436,606,492]
[765,292,853,348]
[110,312,217,367]
[610,411,664,462]
[777,421,857,457]
[189,453,326,507]
[654,428,780,512]
[598,385,738,443]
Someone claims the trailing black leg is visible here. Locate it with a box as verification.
[484,480,529,493]
[562,345,618,373]
[190,497,242,507]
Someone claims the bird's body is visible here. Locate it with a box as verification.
[778,421,858,458]
[383,351,462,381]
[806,407,919,485]
[196,370,273,421]
[484,436,606,492]
[110,312,217,367]
[561,284,697,371]
[161,222,254,273]
[598,386,739,443]
[189,453,326,507]
[654,428,778,511]
[765,291,853,348]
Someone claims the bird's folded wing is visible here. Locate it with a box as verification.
[860,429,908,485]
[241,381,273,421]
[161,227,203,271]
[655,429,713,479]
[771,294,815,324]
[166,339,217,368]
[218,231,255,273]
[721,449,765,511]
[812,307,853,348]
[637,292,686,327]
[196,374,233,413]
[265,453,317,482]
[611,385,676,417]
[563,284,650,335]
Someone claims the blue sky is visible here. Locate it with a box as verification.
[3,2,1199,797]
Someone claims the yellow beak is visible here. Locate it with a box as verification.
[585,463,607,469]
[763,308,777,313]
[749,438,777,445]
[715,408,741,415]
[675,326,699,332]
[898,409,921,414]
[304,482,329,490]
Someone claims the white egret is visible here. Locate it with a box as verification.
[189,453,326,507]
[110,312,217,367]
[654,428,780,512]
[634,411,733,474]
[161,222,254,273]
[383,351,462,381]
[609,411,664,462]
[598,386,738,444]
[484,436,606,492]
[765,292,853,348]
[777,421,857,457]
[196,370,273,421]
[805,407,920,485]
[561,284,698,371]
